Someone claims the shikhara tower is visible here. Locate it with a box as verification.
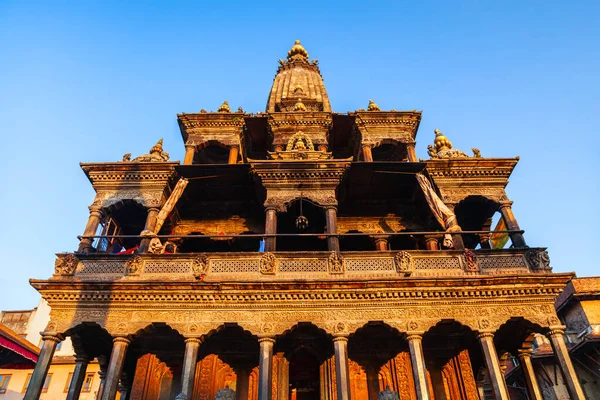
[27,41,584,400]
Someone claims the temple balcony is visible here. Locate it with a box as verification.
[53,247,551,282]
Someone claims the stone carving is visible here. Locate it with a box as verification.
[479,318,491,330]
[462,250,479,272]
[334,321,347,333]
[260,253,277,275]
[125,256,143,275]
[394,251,414,275]
[192,254,209,279]
[217,100,231,113]
[261,323,275,335]
[427,129,470,159]
[328,252,345,274]
[54,254,79,275]
[378,386,399,400]
[215,386,235,400]
[407,320,419,331]
[367,99,381,111]
[548,316,561,326]
[127,139,170,162]
[286,131,315,151]
[472,148,482,158]
[526,249,552,271]
[148,237,164,254]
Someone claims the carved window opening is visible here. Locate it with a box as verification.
[99,200,146,252]
[455,196,498,250]
[194,144,230,165]
[372,143,407,162]
[277,200,327,251]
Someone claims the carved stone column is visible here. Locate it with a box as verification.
[477,333,509,400]
[139,207,160,253]
[276,353,289,400]
[184,144,196,165]
[181,337,202,399]
[498,201,527,248]
[66,355,90,400]
[78,206,104,253]
[101,336,131,400]
[362,144,373,162]
[265,208,278,252]
[547,329,586,400]
[258,337,275,400]
[95,355,108,400]
[424,236,438,251]
[364,364,380,400]
[24,333,63,400]
[236,368,250,400]
[333,336,351,400]
[325,207,340,253]
[373,236,389,251]
[229,145,240,164]
[406,143,418,162]
[407,334,430,400]
[517,349,542,400]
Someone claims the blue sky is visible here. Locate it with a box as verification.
[0,1,598,310]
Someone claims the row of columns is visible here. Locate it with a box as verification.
[25,327,585,400]
[183,144,240,165]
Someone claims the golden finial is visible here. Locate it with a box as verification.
[287,40,309,61]
[367,99,380,111]
[217,100,231,113]
[433,129,453,153]
[150,138,164,154]
[294,98,307,111]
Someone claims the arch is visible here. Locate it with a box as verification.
[195,142,231,164]
[276,199,328,251]
[493,317,547,356]
[64,322,113,359]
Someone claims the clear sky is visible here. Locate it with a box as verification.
[0,1,598,310]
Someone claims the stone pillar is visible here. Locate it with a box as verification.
[424,236,438,251]
[139,207,160,253]
[333,336,351,400]
[181,337,202,399]
[96,370,106,400]
[66,355,90,400]
[265,208,278,252]
[24,333,62,400]
[365,364,380,400]
[101,336,130,400]
[236,368,250,400]
[78,206,104,253]
[362,144,373,162]
[184,144,196,165]
[325,207,340,253]
[407,334,430,400]
[547,329,586,400]
[517,349,542,400]
[498,201,527,248]
[229,145,240,164]
[477,333,509,400]
[373,236,389,251]
[276,354,289,400]
[258,337,275,400]
[406,143,418,162]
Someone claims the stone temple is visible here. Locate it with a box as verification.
[25,40,584,400]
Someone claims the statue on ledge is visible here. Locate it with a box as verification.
[427,129,481,159]
[123,139,170,163]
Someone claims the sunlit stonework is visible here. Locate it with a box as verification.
[24,40,586,400]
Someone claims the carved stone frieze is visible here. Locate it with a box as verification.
[54,254,79,276]
[526,249,552,271]
[264,189,338,211]
[328,252,345,274]
[125,256,143,275]
[94,189,167,209]
[461,250,480,273]
[394,251,414,276]
[260,253,278,275]
[192,254,209,279]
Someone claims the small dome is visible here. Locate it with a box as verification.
[287,40,309,61]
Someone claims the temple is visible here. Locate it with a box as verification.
[25,40,586,400]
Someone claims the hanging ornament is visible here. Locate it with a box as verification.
[295,193,309,231]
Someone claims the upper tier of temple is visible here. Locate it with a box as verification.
[266,40,331,113]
